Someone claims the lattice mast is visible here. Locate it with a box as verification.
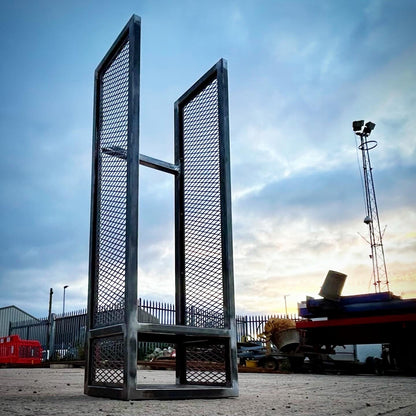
[352,120,389,293]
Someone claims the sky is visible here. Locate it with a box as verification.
[0,0,415,318]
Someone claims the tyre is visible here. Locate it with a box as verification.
[261,357,279,371]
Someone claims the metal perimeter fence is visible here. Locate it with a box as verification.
[9,299,299,362]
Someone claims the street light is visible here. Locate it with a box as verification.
[63,285,69,316]
[284,295,289,317]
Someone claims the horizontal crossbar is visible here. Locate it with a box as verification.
[102,146,179,175]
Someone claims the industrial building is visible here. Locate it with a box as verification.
[0,306,38,337]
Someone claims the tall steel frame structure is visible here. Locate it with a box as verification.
[352,120,389,293]
[84,15,238,400]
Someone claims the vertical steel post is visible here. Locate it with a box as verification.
[85,15,141,400]
[124,15,141,398]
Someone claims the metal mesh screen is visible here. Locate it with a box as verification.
[94,39,130,327]
[91,336,125,387]
[185,341,226,385]
[183,78,224,328]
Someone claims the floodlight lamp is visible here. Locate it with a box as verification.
[363,121,376,134]
[365,121,376,131]
[352,120,364,132]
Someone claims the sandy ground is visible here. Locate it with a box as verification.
[0,368,415,416]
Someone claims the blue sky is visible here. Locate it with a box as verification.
[0,0,415,318]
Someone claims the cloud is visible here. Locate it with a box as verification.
[0,0,415,319]
[0,260,88,317]
[233,205,416,315]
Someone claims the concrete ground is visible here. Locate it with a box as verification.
[0,368,415,416]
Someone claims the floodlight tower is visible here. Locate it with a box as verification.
[352,120,389,293]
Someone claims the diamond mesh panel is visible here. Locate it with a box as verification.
[91,336,124,387]
[183,78,224,328]
[94,40,130,327]
[186,342,226,385]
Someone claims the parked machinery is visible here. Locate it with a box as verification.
[239,271,416,374]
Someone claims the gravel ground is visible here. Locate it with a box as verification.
[0,368,415,416]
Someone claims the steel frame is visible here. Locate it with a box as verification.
[85,15,238,400]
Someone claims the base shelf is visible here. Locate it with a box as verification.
[85,383,239,400]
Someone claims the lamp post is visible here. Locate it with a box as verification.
[48,288,53,321]
[284,294,289,317]
[63,285,69,316]
[47,288,53,357]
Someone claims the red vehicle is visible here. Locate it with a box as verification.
[0,335,42,365]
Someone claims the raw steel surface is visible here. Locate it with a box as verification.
[0,368,415,415]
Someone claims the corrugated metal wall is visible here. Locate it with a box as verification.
[0,306,39,337]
